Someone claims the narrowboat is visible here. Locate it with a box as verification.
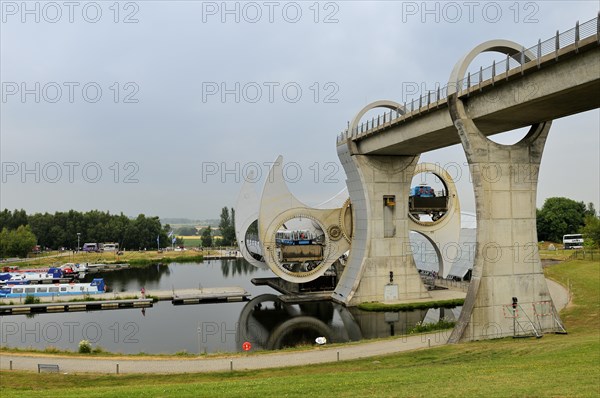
[0,278,106,298]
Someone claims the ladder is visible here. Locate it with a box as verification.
[532,300,567,334]
[502,303,542,338]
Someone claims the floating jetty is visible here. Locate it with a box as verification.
[0,298,153,315]
[0,286,250,315]
[252,277,333,304]
[169,287,250,305]
[85,263,129,273]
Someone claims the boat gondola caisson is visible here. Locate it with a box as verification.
[0,278,106,298]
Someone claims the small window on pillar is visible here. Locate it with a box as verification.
[384,195,396,238]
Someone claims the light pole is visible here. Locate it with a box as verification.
[77,232,81,253]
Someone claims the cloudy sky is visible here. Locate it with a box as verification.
[1,1,598,220]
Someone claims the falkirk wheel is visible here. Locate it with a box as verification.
[235,155,461,303]
[234,32,575,342]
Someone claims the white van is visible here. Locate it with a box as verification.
[103,243,119,252]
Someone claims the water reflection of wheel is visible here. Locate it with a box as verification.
[237,294,298,351]
[266,316,333,350]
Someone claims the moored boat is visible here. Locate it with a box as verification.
[0,267,77,285]
[0,275,29,285]
[0,278,106,298]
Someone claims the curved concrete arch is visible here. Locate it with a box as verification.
[258,156,351,283]
[408,163,460,229]
[448,39,547,150]
[448,39,535,96]
[408,163,461,278]
[513,120,552,148]
[410,230,444,275]
[348,100,406,136]
[234,176,269,269]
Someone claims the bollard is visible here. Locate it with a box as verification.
[428,338,431,348]
[116,363,119,374]
[337,351,340,361]
[10,360,12,370]
[230,360,233,371]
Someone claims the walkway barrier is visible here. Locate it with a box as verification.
[567,250,599,261]
[338,13,600,143]
[434,278,470,292]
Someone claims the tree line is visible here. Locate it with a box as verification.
[1,197,598,258]
[0,209,173,256]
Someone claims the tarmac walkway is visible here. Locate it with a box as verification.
[0,333,448,374]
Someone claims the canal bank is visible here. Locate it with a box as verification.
[0,258,569,356]
[0,276,570,374]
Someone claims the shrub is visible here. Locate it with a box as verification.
[78,339,92,353]
[409,318,456,334]
[24,295,40,304]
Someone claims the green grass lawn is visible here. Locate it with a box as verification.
[180,237,202,249]
[1,260,598,397]
[10,249,209,269]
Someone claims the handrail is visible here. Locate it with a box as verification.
[337,13,600,144]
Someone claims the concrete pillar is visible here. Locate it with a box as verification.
[447,95,563,342]
[333,142,431,306]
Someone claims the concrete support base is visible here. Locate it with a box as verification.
[448,97,564,342]
[333,144,431,306]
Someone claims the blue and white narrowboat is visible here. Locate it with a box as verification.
[0,278,106,298]
[0,267,64,284]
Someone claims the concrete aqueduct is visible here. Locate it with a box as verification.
[236,15,600,342]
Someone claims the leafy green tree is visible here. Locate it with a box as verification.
[0,228,11,257]
[0,225,37,258]
[229,208,236,246]
[13,225,37,257]
[581,215,600,248]
[537,197,588,242]
[218,207,236,246]
[218,207,232,246]
[201,226,213,247]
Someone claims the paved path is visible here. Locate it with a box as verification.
[546,278,570,310]
[0,333,448,374]
[0,278,569,375]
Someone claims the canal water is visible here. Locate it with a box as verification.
[0,260,460,354]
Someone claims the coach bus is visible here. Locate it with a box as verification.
[563,234,584,249]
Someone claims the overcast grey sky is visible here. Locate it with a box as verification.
[1,1,598,219]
